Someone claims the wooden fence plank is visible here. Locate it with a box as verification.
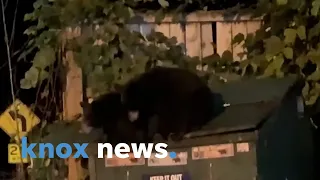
[169,23,185,44]
[232,22,248,61]
[200,23,214,58]
[155,23,170,37]
[142,11,263,23]
[186,23,201,57]
[216,22,232,57]
[246,20,262,35]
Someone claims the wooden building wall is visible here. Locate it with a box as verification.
[62,11,262,180]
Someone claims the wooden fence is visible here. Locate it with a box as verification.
[63,10,263,180]
[128,11,262,60]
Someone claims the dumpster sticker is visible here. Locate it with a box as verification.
[192,143,234,160]
[148,152,188,166]
[236,142,250,153]
[143,172,191,180]
[105,153,145,167]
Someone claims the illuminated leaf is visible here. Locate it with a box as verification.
[307,68,320,81]
[302,82,309,99]
[158,0,169,8]
[297,25,306,40]
[277,0,287,5]
[283,47,293,59]
[296,54,308,68]
[264,36,284,56]
[284,28,297,44]
[311,0,320,16]
[33,46,56,69]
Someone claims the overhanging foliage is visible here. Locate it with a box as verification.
[217,0,320,106]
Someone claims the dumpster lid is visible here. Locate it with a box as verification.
[187,76,299,138]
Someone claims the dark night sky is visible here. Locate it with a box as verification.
[0,0,36,171]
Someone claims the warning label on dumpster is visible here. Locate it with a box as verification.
[143,172,191,180]
[192,143,234,160]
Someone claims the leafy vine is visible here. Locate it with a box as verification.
[217,0,320,107]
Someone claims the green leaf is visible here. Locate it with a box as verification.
[273,54,285,70]
[24,67,39,88]
[307,49,320,63]
[264,36,284,57]
[306,93,319,105]
[23,26,37,35]
[302,82,309,98]
[159,60,179,68]
[283,47,293,59]
[296,26,306,40]
[308,22,320,40]
[296,54,308,68]
[20,79,32,89]
[307,68,320,81]
[24,13,36,21]
[33,0,44,9]
[262,54,284,77]
[276,0,288,5]
[239,60,249,76]
[275,69,284,78]
[202,54,221,66]
[244,33,255,47]
[33,46,56,69]
[154,9,165,24]
[39,69,49,81]
[221,50,233,62]
[284,28,297,44]
[262,63,275,77]
[232,33,245,45]
[311,0,320,16]
[127,7,135,18]
[158,0,169,8]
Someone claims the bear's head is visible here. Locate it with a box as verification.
[79,92,144,144]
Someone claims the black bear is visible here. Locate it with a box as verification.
[121,66,223,142]
[80,92,144,145]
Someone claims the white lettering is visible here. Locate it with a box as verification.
[131,143,153,158]
[150,176,164,180]
[98,143,170,159]
[164,175,170,180]
[154,143,168,158]
[170,174,182,180]
[114,143,130,158]
[97,143,113,158]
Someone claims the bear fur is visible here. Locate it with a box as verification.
[80,92,143,145]
[121,67,218,142]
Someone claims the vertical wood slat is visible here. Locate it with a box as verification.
[88,156,97,180]
[244,21,262,61]
[246,21,262,36]
[67,157,80,180]
[63,51,83,120]
[232,22,248,61]
[216,22,232,57]
[154,23,170,37]
[200,23,214,58]
[169,23,185,44]
[186,23,201,57]
[64,52,83,180]
[64,28,84,180]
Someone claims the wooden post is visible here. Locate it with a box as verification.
[63,28,84,180]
